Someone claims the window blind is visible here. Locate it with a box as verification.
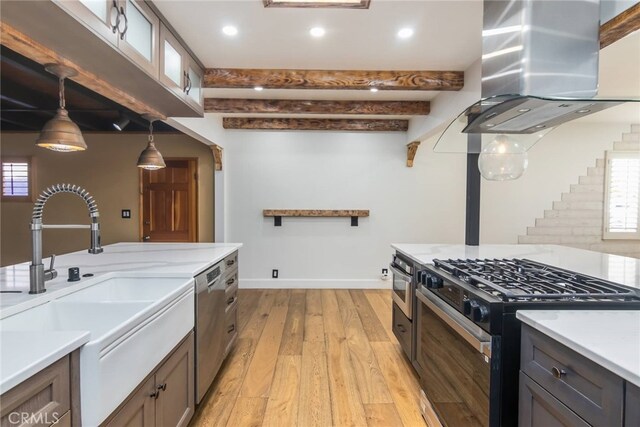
[605,152,640,238]
[2,161,30,197]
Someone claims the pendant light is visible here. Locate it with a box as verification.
[137,115,166,170]
[36,64,87,152]
[478,134,529,181]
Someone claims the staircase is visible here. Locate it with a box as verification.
[519,124,640,258]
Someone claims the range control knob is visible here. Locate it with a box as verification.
[426,275,443,289]
[463,299,472,315]
[472,304,489,323]
[417,270,428,285]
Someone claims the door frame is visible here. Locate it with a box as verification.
[138,157,199,242]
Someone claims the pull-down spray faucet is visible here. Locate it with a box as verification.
[30,184,103,294]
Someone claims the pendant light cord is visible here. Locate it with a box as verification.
[58,77,66,110]
[148,120,154,143]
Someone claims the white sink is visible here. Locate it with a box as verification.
[59,276,188,303]
[0,276,195,426]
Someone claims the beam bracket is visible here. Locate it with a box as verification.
[406,141,421,167]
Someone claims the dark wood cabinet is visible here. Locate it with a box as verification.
[519,325,636,427]
[102,332,194,427]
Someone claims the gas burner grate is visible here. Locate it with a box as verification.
[432,258,640,302]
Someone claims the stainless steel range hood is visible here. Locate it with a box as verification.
[435,0,637,153]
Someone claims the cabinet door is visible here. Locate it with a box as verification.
[626,382,640,427]
[54,0,119,45]
[159,23,187,99]
[102,375,156,427]
[155,332,195,427]
[117,0,159,78]
[184,56,204,112]
[519,372,589,427]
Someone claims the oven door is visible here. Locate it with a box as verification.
[390,263,413,319]
[415,288,492,427]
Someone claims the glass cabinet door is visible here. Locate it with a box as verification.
[117,0,159,78]
[185,59,204,111]
[54,0,119,45]
[160,23,187,98]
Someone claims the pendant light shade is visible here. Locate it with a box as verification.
[137,115,166,170]
[478,134,528,181]
[36,64,87,152]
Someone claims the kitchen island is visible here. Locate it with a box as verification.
[390,243,639,427]
[0,242,242,426]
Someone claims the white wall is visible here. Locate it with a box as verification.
[480,122,630,243]
[223,130,467,287]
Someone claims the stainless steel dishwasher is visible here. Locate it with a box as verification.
[195,252,239,403]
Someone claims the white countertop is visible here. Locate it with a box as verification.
[0,242,243,314]
[0,331,90,393]
[517,310,640,387]
[391,244,640,288]
[0,242,241,394]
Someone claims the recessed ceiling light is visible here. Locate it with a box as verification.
[310,27,326,37]
[370,87,379,93]
[485,123,495,127]
[397,28,414,39]
[577,109,591,114]
[222,25,238,36]
[517,108,531,113]
[254,86,264,91]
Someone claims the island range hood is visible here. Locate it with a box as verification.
[435,0,637,153]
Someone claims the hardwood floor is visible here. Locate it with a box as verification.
[190,289,427,427]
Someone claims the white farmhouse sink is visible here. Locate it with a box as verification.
[0,276,195,426]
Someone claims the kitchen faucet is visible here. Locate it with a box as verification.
[30,183,103,294]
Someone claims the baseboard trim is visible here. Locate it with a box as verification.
[239,278,391,289]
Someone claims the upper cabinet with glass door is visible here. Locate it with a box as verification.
[53,0,120,45]
[184,56,204,111]
[116,0,159,78]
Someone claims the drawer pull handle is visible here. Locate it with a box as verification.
[227,325,235,333]
[226,259,235,266]
[551,366,566,379]
[226,278,235,286]
[396,324,406,333]
[227,297,235,305]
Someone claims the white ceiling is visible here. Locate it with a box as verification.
[155,0,483,70]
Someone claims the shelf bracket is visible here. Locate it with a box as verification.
[406,141,421,167]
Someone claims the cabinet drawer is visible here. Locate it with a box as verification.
[519,371,589,427]
[521,325,623,426]
[0,355,70,427]
[392,301,412,356]
[224,252,238,269]
[225,305,238,351]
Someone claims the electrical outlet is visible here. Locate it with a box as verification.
[382,268,388,275]
[121,209,131,219]
[272,269,279,279]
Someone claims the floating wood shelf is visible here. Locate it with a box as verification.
[263,209,370,226]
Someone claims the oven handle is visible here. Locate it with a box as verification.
[390,264,413,282]
[416,289,492,358]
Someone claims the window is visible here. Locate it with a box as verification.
[604,151,640,239]
[1,157,34,202]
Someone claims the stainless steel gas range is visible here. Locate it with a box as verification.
[412,258,640,427]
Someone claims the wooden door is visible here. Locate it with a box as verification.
[141,159,197,242]
[155,333,194,427]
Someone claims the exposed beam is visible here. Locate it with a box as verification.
[204,68,464,91]
[222,117,408,132]
[210,144,223,171]
[406,141,421,167]
[0,22,165,119]
[600,3,640,49]
[204,98,430,115]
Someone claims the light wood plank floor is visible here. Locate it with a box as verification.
[191,289,426,427]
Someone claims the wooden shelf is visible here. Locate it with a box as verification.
[263,210,369,226]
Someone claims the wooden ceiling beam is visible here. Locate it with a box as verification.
[600,3,640,49]
[204,98,430,115]
[0,22,165,119]
[204,68,464,91]
[222,117,408,132]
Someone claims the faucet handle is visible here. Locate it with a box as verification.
[44,254,58,281]
[49,254,56,271]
